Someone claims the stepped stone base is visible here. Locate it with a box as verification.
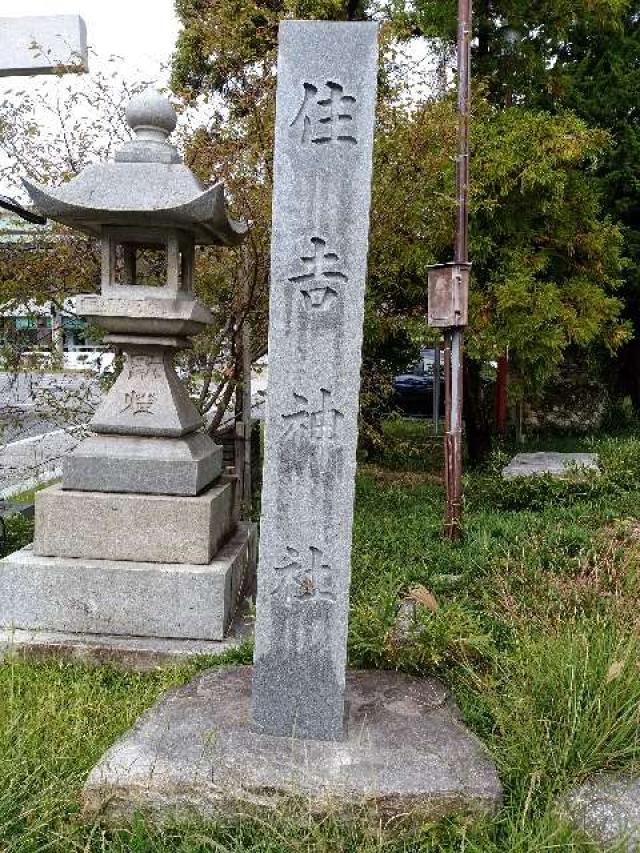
[82,666,502,825]
[0,524,256,641]
[34,480,235,565]
[63,432,223,496]
[0,600,254,671]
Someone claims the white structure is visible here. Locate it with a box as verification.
[0,15,87,77]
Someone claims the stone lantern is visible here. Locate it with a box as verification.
[0,90,256,659]
[24,89,247,494]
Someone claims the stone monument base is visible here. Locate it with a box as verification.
[0,524,256,642]
[82,666,502,825]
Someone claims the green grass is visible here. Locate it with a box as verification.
[3,426,640,850]
[7,480,59,506]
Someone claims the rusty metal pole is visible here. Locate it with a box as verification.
[444,0,472,539]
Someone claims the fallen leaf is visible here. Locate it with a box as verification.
[407,585,438,613]
[606,660,624,683]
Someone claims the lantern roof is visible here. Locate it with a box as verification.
[22,89,248,246]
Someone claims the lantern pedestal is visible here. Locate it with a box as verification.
[63,433,223,496]
[0,523,256,646]
[33,480,236,564]
[0,605,253,673]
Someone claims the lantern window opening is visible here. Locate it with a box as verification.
[100,226,195,295]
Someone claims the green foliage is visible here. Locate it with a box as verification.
[350,590,495,674]
[393,0,640,412]
[551,7,640,401]
[171,0,630,445]
[172,0,369,103]
[393,0,630,107]
[468,434,640,511]
[369,95,628,402]
[0,514,33,559]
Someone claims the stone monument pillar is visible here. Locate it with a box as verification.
[251,21,378,740]
[0,90,256,659]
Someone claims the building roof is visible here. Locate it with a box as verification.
[0,210,50,243]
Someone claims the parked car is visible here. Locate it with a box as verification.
[393,347,445,418]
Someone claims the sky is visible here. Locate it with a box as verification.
[1,0,180,87]
[0,1,182,196]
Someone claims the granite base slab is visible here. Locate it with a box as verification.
[502,452,599,479]
[34,480,235,564]
[0,524,256,641]
[63,432,223,496]
[561,773,640,851]
[0,600,254,671]
[82,665,502,825]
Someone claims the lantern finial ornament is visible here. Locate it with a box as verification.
[125,88,178,141]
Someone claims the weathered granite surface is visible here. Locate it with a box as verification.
[502,452,599,480]
[562,773,640,851]
[79,294,214,343]
[63,433,223,495]
[0,15,88,77]
[252,21,378,741]
[0,524,255,641]
[33,481,235,564]
[0,599,254,671]
[83,666,502,824]
[89,348,204,438]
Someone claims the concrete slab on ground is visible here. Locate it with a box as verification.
[502,452,599,480]
[83,665,502,825]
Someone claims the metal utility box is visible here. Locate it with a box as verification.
[427,262,470,328]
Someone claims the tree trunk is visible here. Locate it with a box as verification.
[464,358,492,464]
[495,354,508,435]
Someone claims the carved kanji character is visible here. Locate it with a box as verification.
[272,545,336,602]
[121,390,156,415]
[128,354,163,380]
[289,236,347,311]
[291,80,357,146]
[282,389,343,445]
